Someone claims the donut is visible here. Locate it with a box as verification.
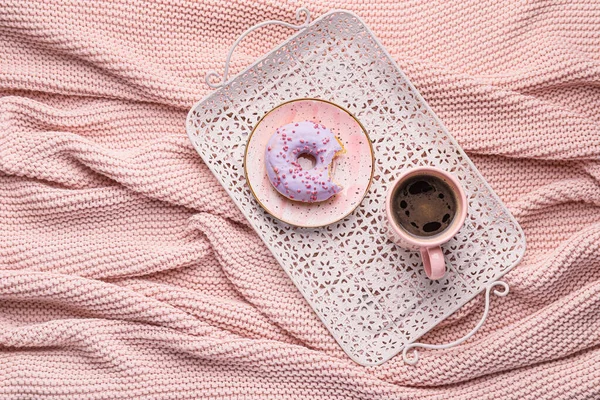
[264,121,344,202]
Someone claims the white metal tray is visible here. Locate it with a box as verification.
[187,9,526,366]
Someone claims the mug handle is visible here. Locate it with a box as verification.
[420,246,446,280]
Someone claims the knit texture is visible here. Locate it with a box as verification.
[1,1,600,399]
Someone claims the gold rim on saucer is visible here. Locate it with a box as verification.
[243,98,375,228]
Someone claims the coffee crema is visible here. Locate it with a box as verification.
[391,174,457,237]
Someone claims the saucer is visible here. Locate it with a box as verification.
[244,98,374,228]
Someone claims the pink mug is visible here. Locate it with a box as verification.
[384,167,467,280]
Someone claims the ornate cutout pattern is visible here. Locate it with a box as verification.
[187,11,526,366]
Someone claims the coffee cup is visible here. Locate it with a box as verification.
[384,167,467,280]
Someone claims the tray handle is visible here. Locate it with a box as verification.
[205,7,311,89]
[402,280,510,365]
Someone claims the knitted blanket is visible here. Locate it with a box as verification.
[1,1,599,399]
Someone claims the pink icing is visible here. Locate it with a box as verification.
[265,121,343,202]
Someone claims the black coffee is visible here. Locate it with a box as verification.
[391,174,457,237]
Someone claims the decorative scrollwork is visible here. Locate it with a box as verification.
[205,8,311,88]
[402,281,510,365]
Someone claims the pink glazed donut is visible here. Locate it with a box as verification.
[265,121,344,202]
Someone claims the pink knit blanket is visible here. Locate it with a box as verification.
[1,1,599,399]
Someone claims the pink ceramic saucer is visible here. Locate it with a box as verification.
[244,98,374,228]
